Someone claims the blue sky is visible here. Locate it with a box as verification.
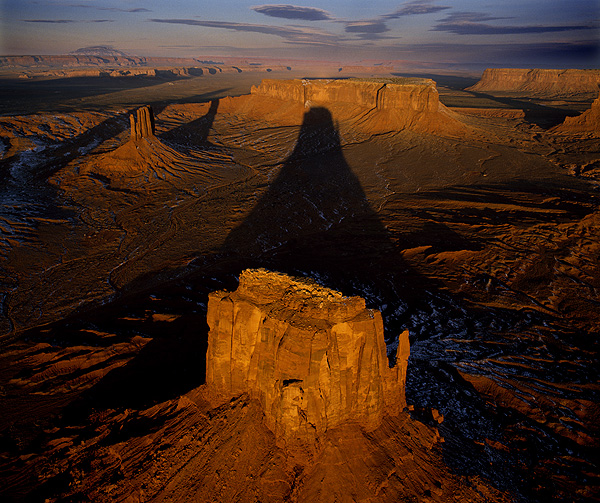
[1,0,598,68]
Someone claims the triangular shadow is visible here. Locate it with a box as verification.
[219,106,436,331]
[159,99,219,146]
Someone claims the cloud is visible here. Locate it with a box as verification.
[251,4,332,21]
[77,6,151,12]
[432,11,595,35]
[343,21,400,41]
[103,8,150,12]
[342,0,449,41]
[22,19,76,23]
[22,18,113,23]
[345,21,389,34]
[150,18,341,46]
[383,0,450,19]
[30,2,151,12]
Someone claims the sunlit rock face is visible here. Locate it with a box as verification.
[129,105,155,140]
[206,269,409,445]
[251,78,440,113]
[467,68,600,97]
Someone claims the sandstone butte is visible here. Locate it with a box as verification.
[552,90,600,134]
[236,77,467,135]
[467,68,600,97]
[206,269,410,446]
[130,105,155,140]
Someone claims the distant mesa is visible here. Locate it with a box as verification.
[206,269,410,446]
[70,45,130,57]
[467,68,600,99]
[338,65,394,74]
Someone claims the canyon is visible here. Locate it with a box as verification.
[0,70,598,502]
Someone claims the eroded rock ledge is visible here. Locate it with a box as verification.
[251,78,440,112]
[553,90,600,135]
[206,269,409,445]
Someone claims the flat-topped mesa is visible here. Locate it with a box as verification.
[467,68,600,98]
[130,105,155,140]
[206,269,409,447]
[251,78,440,113]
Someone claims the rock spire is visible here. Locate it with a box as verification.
[130,105,155,140]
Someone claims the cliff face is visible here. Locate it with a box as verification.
[467,68,600,98]
[251,78,439,113]
[243,78,466,136]
[206,269,409,445]
[553,91,600,134]
[130,106,155,140]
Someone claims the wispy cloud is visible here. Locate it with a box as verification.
[382,0,450,19]
[432,11,595,35]
[31,2,150,12]
[85,7,150,13]
[149,18,342,46]
[22,19,75,23]
[345,21,389,34]
[344,21,401,41]
[22,18,114,23]
[251,4,332,21]
[342,0,449,40]
[21,19,115,24]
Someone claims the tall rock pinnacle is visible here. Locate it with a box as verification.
[206,269,410,446]
[130,105,155,140]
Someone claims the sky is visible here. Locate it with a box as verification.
[1,0,599,69]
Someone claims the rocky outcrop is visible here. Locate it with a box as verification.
[552,91,600,135]
[206,269,409,446]
[130,106,155,140]
[467,68,600,98]
[243,78,468,136]
[251,78,439,113]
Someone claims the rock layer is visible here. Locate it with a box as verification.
[251,78,440,113]
[243,78,467,135]
[467,68,600,98]
[206,269,409,445]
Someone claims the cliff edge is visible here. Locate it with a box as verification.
[552,91,600,135]
[234,78,468,136]
[467,68,600,98]
[206,269,409,446]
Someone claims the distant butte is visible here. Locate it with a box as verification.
[467,68,600,98]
